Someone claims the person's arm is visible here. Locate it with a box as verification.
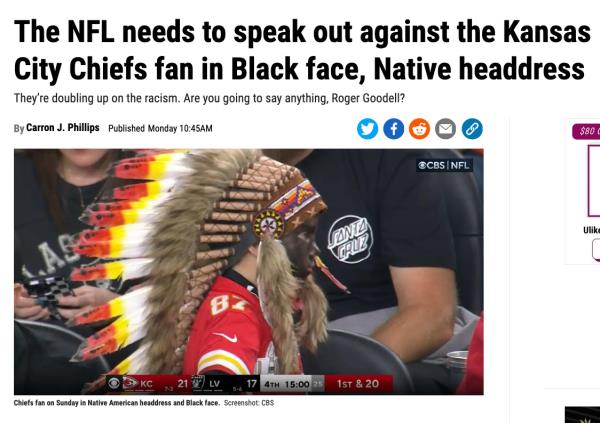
[56,285,119,320]
[194,309,261,375]
[371,266,456,363]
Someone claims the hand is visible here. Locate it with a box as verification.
[14,283,50,321]
[57,285,119,320]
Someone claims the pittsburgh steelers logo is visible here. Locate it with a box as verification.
[253,210,285,239]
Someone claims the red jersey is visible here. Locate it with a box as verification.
[183,273,273,375]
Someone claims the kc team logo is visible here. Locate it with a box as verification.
[122,375,139,390]
[327,215,374,264]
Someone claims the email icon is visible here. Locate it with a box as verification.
[439,124,453,133]
[435,118,456,139]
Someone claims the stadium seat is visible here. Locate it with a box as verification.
[426,149,484,314]
[301,329,414,394]
[14,319,110,394]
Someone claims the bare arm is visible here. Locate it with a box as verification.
[371,266,456,363]
[57,285,119,319]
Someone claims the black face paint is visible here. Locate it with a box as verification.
[281,218,319,280]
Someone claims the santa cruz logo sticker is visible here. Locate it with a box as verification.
[327,215,374,264]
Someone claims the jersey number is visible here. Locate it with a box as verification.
[210,295,248,316]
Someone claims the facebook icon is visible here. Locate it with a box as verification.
[383,118,404,139]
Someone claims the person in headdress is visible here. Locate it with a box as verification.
[66,150,328,386]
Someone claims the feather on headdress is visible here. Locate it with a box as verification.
[69,150,328,383]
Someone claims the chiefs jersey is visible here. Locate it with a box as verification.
[183,271,274,375]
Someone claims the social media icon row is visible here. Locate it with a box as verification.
[357,118,483,140]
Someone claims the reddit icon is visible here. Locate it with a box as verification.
[409,118,430,140]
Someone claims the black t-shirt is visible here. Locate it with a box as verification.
[14,154,107,284]
[297,150,456,321]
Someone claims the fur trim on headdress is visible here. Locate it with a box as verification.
[256,235,300,374]
[295,274,328,353]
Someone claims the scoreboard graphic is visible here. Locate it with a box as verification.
[106,374,393,394]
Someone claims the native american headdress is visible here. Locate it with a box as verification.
[67,150,328,388]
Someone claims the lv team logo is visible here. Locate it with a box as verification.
[327,215,374,264]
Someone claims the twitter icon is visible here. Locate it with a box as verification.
[357,118,378,139]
